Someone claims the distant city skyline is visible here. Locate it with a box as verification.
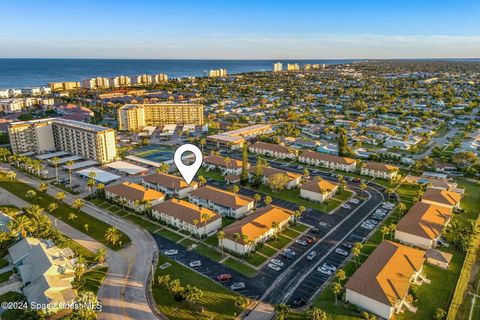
[1,0,479,59]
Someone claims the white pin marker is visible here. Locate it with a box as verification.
[174,144,203,185]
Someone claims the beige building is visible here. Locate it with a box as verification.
[395,202,452,249]
[361,162,399,180]
[142,172,198,198]
[108,75,132,88]
[81,77,110,89]
[8,118,117,163]
[249,141,298,159]
[105,182,165,212]
[273,62,283,72]
[300,178,338,203]
[203,155,246,176]
[152,199,222,237]
[206,124,272,150]
[207,69,227,77]
[345,241,428,319]
[118,103,204,131]
[299,150,357,172]
[48,81,80,92]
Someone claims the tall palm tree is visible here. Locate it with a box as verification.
[201,213,210,238]
[9,215,33,238]
[66,160,74,187]
[105,227,121,246]
[217,231,225,255]
[55,191,66,203]
[38,182,48,195]
[233,232,241,254]
[72,198,85,212]
[330,282,342,305]
[274,304,290,320]
[51,157,60,183]
[95,248,107,264]
[6,170,16,180]
[48,203,58,214]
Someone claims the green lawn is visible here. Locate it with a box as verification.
[223,257,257,277]
[0,270,13,283]
[290,223,309,233]
[0,173,130,250]
[0,291,27,320]
[396,182,421,205]
[0,257,9,268]
[245,252,268,266]
[193,244,223,262]
[257,244,277,257]
[79,267,108,295]
[124,214,161,232]
[178,238,197,248]
[334,190,354,202]
[153,255,246,320]
[266,235,291,250]
[222,216,236,228]
[155,228,184,242]
[282,228,301,238]
[198,168,225,182]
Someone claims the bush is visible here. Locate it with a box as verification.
[0,258,9,268]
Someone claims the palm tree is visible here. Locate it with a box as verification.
[200,138,206,153]
[156,163,169,173]
[232,185,240,194]
[76,291,98,319]
[254,194,261,207]
[25,189,37,200]
[264,195,272,205]
[381,226,390,240]
[198,175,207,186]
[308,308,327,320]
[9,215,33,238]
[201,213,210,238]
[271,221,279,240]
[241,234,249,257]
[55,191,66,203]
[352,242,363,266]
[95,248,107,264]
[335,269,346,282]
[68,212,78,221]
[330,282,342,304]
[397,202,407,219]
[38,182,48,195]
[0,148,11,162]
[359,182,367,197]
[217,231,225,255]
[87,178,96,197]
[105,227,121,246]
[274,304,290,320]
[193,219,199,236]
[233,232,241,254]
[51,157,60,183]
[6,170,16,180]
[389,223,396,240]
[47,203,58,214]
[96,183,105,198]
[66,160,74,187]
[84,224,89,233]
[72,198,85,212]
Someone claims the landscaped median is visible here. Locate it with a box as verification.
[0,172,130,250]
[153,255,248,320]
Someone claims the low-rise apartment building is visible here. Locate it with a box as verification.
[345,241,428,319]
[8,118,117,163]
[188,186,254,219]
[298,150,357,172]
[361,162,399,180]
[300,178,338,203]
[206,124,272,150]
[421,188,462,209]
[249,141,298,159]
[203,155,246,176]
[152,199,221,237]
[104,182,165,213]
[142,172,198,198]
[220,205,294,255]
[248,166,302,189]
[395,202,452,249]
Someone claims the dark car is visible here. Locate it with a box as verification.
[310,228,320,234]
[281,252,294,260]
[291,297,306,308]
[342,242,353,250]
[303,236,313,244]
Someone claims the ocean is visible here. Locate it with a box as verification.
[0,59,356,89]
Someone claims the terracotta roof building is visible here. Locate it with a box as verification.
[220,205,293,255]
[361,162,399,180]
[249,141,298,159]
[203,155,246,176]
[300,178,339,203]
[189,186,254,219]
[395,202,452,249]
[299,150,357,172]
[152,199,221,236]
[345,241,428,319]
[421,188,462,209]
[142,172,198,198]
[105,182,165,212]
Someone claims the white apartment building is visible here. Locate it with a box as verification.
[8,118,117,163]
[273,62,283,72]
[207,69,227,77]
[299,150,357,172]
[108,75,132,88]
[81,77,110,89]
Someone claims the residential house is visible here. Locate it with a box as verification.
[104,181,165,213]
[345,241,428,319]
[395,202,452,249]
[361,162,399,180]
[142,172,198,198]
[300,178,338,203]
[421,188,462,209]
[425,249,453,269]
[298,150,357,172]
[249,141,298,159]
[188,186,254,219]
[151,199,221,236]
[220,205,293,255]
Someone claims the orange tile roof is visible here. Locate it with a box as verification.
[143,172,197,189]
[203,155,243,169]
[189,186,253,209]
[223,205,293,243]
[250,141,298,155]
[421,189,462,206]
[152,199,220,226]
[345,241,425,306]
[396,202,452,240]
[300,150,356,165]
[249,166,301,180]
[364,162,399,172]
[301,179,338,193]
[105,182,164,202]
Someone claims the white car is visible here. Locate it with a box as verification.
[335,248,349,256]
[163,249,178,256]
[323,263,337,272]
[295,239,307,246]
[230,282,246,291]
[189,260,202,268]
[317,266,332,275]
[349,198,360,204]
[284,248,296,256]
[268,263,282,271]
[306,251,317,261]
[341,204,351,209]
[271,259,285,267]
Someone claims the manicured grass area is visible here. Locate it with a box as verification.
[153,255,246,320]
[79,267,108,295]
[257,244,277,257]
[0,257,9,268]
[222,216,236,228]
[334,190,354,202]
[51,182,80,195]
[323,198,343,212]
[282,228,301,238]
[0,172,130,250]
[198,168,224,182]
[0,270,13,283]
[124,214,160,232]
[245,252,268,266]
[396,182,421,205]
[204,234,220,246]
[66,238,96,263]
[193,244,223,262]
[223,257,257,277]
[90,198,130,217]
[178,238,197,248]
[456,179,480,219]
[267,235,291,250]
[290,223,309,233]
[155,228,184,242]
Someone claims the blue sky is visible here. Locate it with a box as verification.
[1,0,479,59]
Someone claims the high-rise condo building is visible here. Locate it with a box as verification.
[287,63,300,71]
[108,75,132,88]
[117,103,204,131]
[81,77,110,89]
[273,62,283,72]
[48,81,81,92]
[207,69,227,77]
[8,118,117,163]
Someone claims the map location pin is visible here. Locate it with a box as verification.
[174,144,203,185]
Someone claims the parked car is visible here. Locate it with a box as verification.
[230,282,246,291]
[310,228,320,234]
[271,259,285,267]
[216,274,232,281]
[317,266,332,275]
[342,242,353,249]
[323,263,337,272]
[291,297,306,308]
[268,263,282,272]
[335,248,349,256]
[341,204,352,209]
[189,260,202,268]
[284,248,296,256]
[303,236,313,244]
[349,198,360,204]
[295,239,307,246]
[306,251,316,261]
[163,249,178,256]
[281,252,294,259]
